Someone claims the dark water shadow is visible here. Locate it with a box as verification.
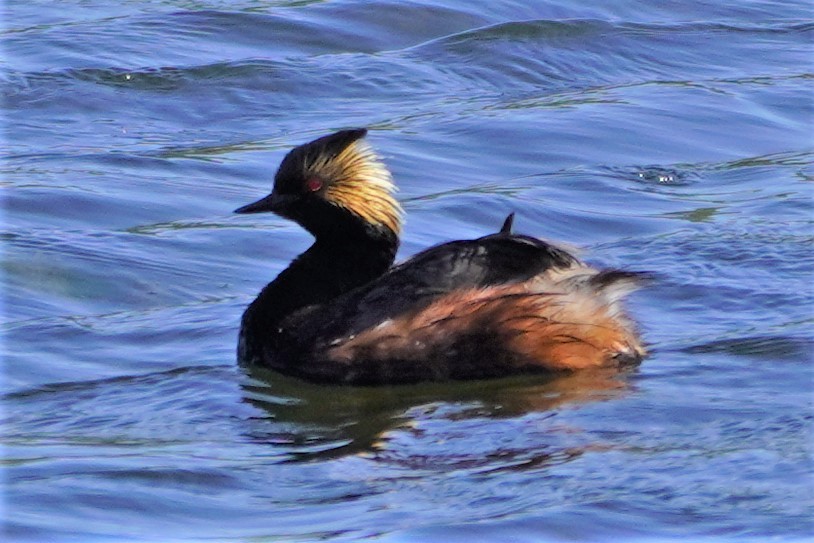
[680,334,814,361]
[239,366,635,464]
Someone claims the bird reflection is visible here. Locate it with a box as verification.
[240,366,635,465]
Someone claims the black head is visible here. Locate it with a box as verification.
[235,129,402,239]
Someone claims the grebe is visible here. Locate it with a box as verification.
[235,129,648,384]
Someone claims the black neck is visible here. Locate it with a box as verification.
[241,226,398,346]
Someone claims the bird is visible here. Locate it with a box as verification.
[234,128,649,385]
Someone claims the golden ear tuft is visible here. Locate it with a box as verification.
[311,138,403,235]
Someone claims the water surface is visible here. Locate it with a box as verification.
[3,0,813,541]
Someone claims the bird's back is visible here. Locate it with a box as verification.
[271,227,648,384]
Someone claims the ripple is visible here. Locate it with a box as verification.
[681,335,814,361]
[4,365,250,438]
[410,18,812,93]
[605,165,701,186]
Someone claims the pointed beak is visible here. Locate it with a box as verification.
[234,192,296,214]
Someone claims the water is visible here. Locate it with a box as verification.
[3,1,813,541]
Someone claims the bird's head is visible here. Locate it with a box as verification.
[235,129,402,239]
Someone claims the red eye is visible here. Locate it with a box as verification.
[306,177,323,192]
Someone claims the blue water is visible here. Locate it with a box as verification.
[3,1,813,541]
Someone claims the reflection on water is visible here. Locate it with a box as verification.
[242,366,633,463]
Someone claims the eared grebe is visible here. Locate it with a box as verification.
[235,129,648,384]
